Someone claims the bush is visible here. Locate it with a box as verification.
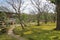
[0,27,8,34]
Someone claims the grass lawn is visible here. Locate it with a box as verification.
[13,22,60,40]
[0,34,17,40]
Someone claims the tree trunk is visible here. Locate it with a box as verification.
[37,14,40,26]
[45,19,47,24]
[37,19,40,26]
[20,22,24,29]
[44,15,48,24]
[17,13,25,29]
[54,0,60,30]
[53,17,56,23]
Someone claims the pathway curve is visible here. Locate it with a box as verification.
[8,25,26,40]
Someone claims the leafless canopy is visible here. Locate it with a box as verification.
[5,0,28,13]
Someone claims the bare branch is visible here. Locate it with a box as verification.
[30,0,42,12]
[21,4,28,11]
[6,0,17,13]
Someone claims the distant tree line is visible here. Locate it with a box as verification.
[0,0,57,30]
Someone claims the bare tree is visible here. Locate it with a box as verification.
[30,0,43,26]
[4,0,28,29]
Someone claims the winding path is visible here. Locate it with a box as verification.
[8,25,26,40]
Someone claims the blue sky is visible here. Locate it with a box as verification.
[0,0,56,14]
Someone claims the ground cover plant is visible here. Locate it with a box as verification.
[13,22,59,40]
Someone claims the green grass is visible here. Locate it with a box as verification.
[13,22,58,40]
[0,34,17,40]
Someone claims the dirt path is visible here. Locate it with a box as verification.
[8,25,26,40]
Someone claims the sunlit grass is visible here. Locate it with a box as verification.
[28,22,56,30]
[24,31,33,35]
[13,22,58,40]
